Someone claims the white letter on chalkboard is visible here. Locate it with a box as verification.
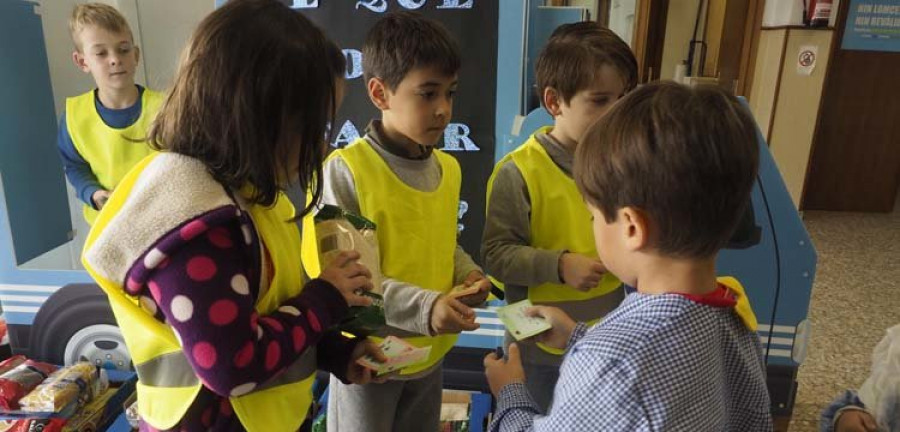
[332,120,361,148]
[437,0,473,9]
[290,0,318,8]
[457,200,469,233]
[442,123,480,152]
[356,0,388,12]
[343,49,363,80]
[398,0,426,9]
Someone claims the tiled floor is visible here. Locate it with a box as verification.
[786,203,900,431]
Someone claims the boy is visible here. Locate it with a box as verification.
[57,3,163,225]
[481,22,637,411]
[323,12,491,432]
[484,82,773,430]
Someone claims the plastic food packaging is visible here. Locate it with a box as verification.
[0,361,58,410]
[315,204,386,336]
[19,363,106,413]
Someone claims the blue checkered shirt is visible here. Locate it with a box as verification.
[490,293,773,431]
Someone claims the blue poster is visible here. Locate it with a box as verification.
[842,0,900,52]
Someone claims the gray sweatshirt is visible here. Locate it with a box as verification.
[322,121,482,341]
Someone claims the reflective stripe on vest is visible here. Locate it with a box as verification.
[334,138,459,375]
[489,129,624,355]
[66,89,163,225]
[83,153,315,432]
[134,347,316,392]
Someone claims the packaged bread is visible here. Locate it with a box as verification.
[19,363,106,413]
[315,204,386,337]
[315,204,383,292]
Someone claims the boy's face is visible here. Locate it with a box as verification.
[375,66,457,147]
[553,64,625,147]
[589,204,636,286]
[73,26,139,93]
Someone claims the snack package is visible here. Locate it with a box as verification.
[19,363,106,413]
[0,360,58,410]
[0,357,25,377]
[315,205,386,336]
[61,388,115,432]
[0,418,66,432]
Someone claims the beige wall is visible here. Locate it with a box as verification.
[660,0,703,80]
[749,28,787,140]
[766,29,834,207]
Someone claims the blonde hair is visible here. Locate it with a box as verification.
[69,3,133,51]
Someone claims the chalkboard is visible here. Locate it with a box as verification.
[296,0,499,262]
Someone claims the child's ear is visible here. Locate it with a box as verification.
[620,207,648,251]
[134,45,140,65]
[542,87,563,117]
[72,51,89,73]
[367,77,390,111]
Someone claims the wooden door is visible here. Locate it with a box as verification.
[802,0,900,212]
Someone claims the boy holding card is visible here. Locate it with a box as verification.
[484,82,773,430]
[481,22,638,411]
[322,11,490,432]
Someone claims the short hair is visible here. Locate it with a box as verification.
[362,11,461,90]
[536,21,638,105]
[149,0,345,213]
[574,82,760,258]
[69,3,133,52]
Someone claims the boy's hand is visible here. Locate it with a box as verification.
[559,253,607,291]
[319,251,374,307]
[449,271,491,307]
[346,339,391,385]
[483,343,525,397]
[836,410,879,432]
[92,190,111,210]
[430,295,479,335]
[525,306,577,351]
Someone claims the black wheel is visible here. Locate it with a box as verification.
[30,284,131,370]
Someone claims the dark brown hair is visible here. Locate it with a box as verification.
[149,0,344,214]
[362,11,460,90]
[536,22,638,106]
[574,82,760,258]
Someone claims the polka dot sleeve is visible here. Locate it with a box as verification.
[124,205,350,398]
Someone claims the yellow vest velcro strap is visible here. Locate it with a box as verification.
[135,351,200,387]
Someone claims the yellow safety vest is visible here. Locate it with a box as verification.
[487,128,623,354]
[66,88,163,225]
[83,153,315,432]
[488,129,760,336]
[333,139,459,375]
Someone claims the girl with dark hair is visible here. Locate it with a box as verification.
[82,1,384,430]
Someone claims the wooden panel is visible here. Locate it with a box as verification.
[768,29,834,207]
[802,0,900,212]
[632,0,668,82]
[749,29,788,141]
[715,0,750,86]
[736,0,765,96]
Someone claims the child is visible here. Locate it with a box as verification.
[484,82,773,430]
[57,3,164,225]
[323,11,491,432]
[481,21,637,411]
[81,1,385,430]
[822,323,900,432]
